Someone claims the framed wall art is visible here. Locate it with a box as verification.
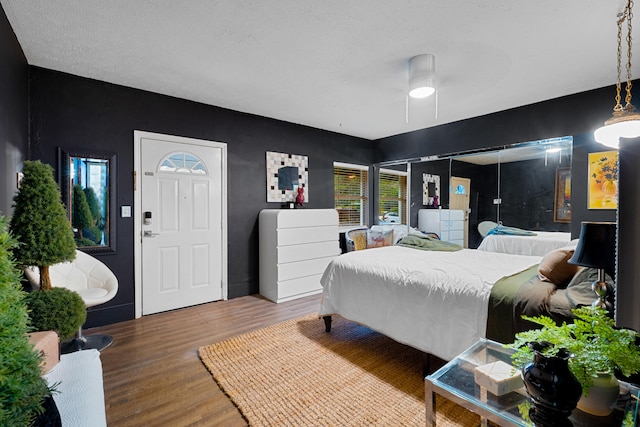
[588,151,618,210]
[266,151,308,203]
[422,174,440,206]
[553,167,571,223]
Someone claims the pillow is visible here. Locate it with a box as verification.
[367,229,393,249]
[371,224,408,245]
[350,229,368,251]
[537,247,580,287]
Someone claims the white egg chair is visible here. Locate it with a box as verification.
[25,249,118,353]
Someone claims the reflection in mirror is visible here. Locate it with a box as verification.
[378,166,408,224]
[449,136,573,247]
[386,135,572,249]
[406,158,449,228]
[497,139,572,232]
[59,149,116,253]
[278,166,299,190]
[449,152,500,248]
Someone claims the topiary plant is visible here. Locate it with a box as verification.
[10,161,76,290]
[25,288,86,341]
[0,215,51,426]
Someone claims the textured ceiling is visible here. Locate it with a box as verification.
[1,1,633,140]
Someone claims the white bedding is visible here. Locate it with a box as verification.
[477,231,572,256]
[319,246,541,361]
[44,349,106,427]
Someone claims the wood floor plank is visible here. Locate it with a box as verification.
[88,294,321,426]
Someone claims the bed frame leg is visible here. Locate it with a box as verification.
[423,353,446,377]
[323,315,332,332]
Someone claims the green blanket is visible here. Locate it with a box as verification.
[485,265,541,344]
[396,234,462,252]
[485,264,600,345]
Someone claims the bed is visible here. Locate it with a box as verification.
[477,230,573,256]
[319,239,597,361]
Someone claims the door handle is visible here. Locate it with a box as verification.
[143,230,160,237]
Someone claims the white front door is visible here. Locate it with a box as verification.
[137,133,226,315]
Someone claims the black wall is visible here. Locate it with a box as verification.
[28,67,375,327]
[0,6,28,217]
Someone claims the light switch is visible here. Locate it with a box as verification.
[121,206,132,218]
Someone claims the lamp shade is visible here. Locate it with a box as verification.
[568,222,617,278]
[594,119,640,149]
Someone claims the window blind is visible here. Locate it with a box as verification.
[334,164,369,227]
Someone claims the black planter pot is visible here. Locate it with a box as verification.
[522,342,582,426]
[31,395,61,427]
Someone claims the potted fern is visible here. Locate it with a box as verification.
[507,306,640,416]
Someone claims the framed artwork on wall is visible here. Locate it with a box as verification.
[266,151,309,203]
[422,174,440,206]
[554,167,571,223]
[588,151,618,210]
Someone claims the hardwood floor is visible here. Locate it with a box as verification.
[87,294,321,426]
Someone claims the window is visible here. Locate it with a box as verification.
[159,152,207,174]
[334,162,369,228]
[379,168,407,224]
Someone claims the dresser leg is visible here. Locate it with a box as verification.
[323,315,332,332]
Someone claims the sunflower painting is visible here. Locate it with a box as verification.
[588,151,618,209]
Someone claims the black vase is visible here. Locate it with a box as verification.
[522,342,582,427]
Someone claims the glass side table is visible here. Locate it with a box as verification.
[425,338,639,427]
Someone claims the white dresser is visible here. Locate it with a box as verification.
[418,209,465,247]
[259,209,340,303]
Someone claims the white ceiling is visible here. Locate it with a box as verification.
[1,1,633,140]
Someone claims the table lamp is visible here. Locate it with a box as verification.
[568,222,617,313]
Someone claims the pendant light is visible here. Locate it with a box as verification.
[408,54,435,98]
[594,0,640,148]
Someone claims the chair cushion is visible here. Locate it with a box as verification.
[78,288,110,304]
[24,250,118,308]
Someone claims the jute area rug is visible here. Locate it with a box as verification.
[199,314,482,426]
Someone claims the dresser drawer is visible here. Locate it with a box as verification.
[277,225,337,246]
[277,273,324,301]
[447,229,464,240]
[440,210,464,221]
[278,241,340,263]
[276,209,338,229]
[442,220,464,231]
[277,256,335,282]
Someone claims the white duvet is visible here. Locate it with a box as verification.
[319,246,541,361]
[477,231,573,256]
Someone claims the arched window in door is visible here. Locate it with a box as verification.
[159,152,208,174]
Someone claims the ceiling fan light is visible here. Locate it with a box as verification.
[408,54,435,99]
[409,85,435,99]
